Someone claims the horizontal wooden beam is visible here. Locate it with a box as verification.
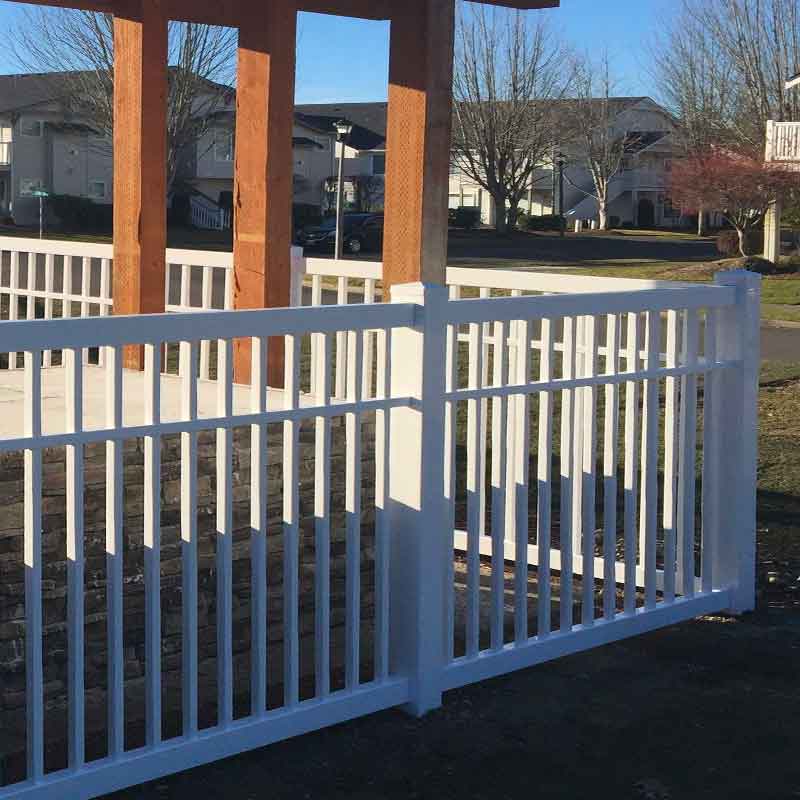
[9,0,558,26]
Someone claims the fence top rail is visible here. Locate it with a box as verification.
[444,284,737,325]
[304,257,383,280]
[444,266,705,294]
[0,301,416,352]
[0,235,113,260]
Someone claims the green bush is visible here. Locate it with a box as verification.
[524,214,562,231]
[49,194,112,233]
[451,206,481,230]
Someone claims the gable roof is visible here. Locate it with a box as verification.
[0,69,234,116]
[296,102,387,150]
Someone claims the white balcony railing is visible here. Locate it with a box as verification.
[766,120,800,162]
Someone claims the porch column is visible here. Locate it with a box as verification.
[113,0,168,369]
[764,199,781,263]
[233,0,298,386]
[383,0,455,289]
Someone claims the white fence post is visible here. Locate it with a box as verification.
[388,282,448,716]
[713,270,761,613]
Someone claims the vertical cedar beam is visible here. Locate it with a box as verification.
[113,0,168,369]
[383,0,455,289]
[233,0,298,386]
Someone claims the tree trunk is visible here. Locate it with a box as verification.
[507,201,520,231]
[697,207,706,237]
[493,195,507,234]
[737,226,748,257]
[598,199,609,231]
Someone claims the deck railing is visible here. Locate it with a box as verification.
[0,254,760,799]
[0,237,303,377]
[766,119,800,162]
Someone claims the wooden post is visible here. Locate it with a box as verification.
[383,0,455,289]
[113,0,168,369]
[233,0,298,386]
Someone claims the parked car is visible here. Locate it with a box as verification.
[297,213,384,255]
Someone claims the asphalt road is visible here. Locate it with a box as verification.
[761,325,800,362]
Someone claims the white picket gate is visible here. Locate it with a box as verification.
[0,238,760,799]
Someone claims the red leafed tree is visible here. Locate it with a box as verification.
[669,149,800,256]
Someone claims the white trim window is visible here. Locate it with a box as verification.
[88,180,107,199]
[20,118,43,138]
[19,178,45,196]
[214,128,234,162]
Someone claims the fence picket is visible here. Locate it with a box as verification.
[314,333,332,697]
[701,311,719,593]
[181,340,200,732]
[559,317,576,632]
[662,310,680,603]
[143,343,162,745]
[65,347,85,767]
[283,335,301,706]
[24,349,44,780]
[374,328,392,680]
[444,288,460,659]
[513,317,532,644]
[536,318,553,638]
[678,309,699,597]
[105,345,125,756]
[216,339,234,725]
[640,311,661,609]
[580,316,598,626]
[345,330,364,687]
[602,314,620,620]
[466,320,485,655]
[623,313,640,614]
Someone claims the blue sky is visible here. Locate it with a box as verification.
[0,0,663,103]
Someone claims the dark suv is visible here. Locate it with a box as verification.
[297,213,383,255]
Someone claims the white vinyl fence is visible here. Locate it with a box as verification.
[0,237,304,378]
[0,237,760,799]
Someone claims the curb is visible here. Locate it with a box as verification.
[761,319,800,330]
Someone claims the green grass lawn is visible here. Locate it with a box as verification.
[757,360,800,608]
[569,260,800,325]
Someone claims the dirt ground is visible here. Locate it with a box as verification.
[106,606,799,800]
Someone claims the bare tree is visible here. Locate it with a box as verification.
[655,0,800,155]
[562,55,631,231]
[452,4,570,234]
[651,1,737,234]
[9,8,237,189]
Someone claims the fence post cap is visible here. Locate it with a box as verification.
[713,269,763,287]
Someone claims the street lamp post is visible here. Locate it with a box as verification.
[333,119,353,260]
[556,151,566,238]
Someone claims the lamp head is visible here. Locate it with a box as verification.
[334,120,353,140]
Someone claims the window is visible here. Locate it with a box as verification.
[20,178,45,196]
[20,119,42,138]
[214,129,233,162]
[88,180,107,199]
[371,153,386,175]
[664,158,673,173]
